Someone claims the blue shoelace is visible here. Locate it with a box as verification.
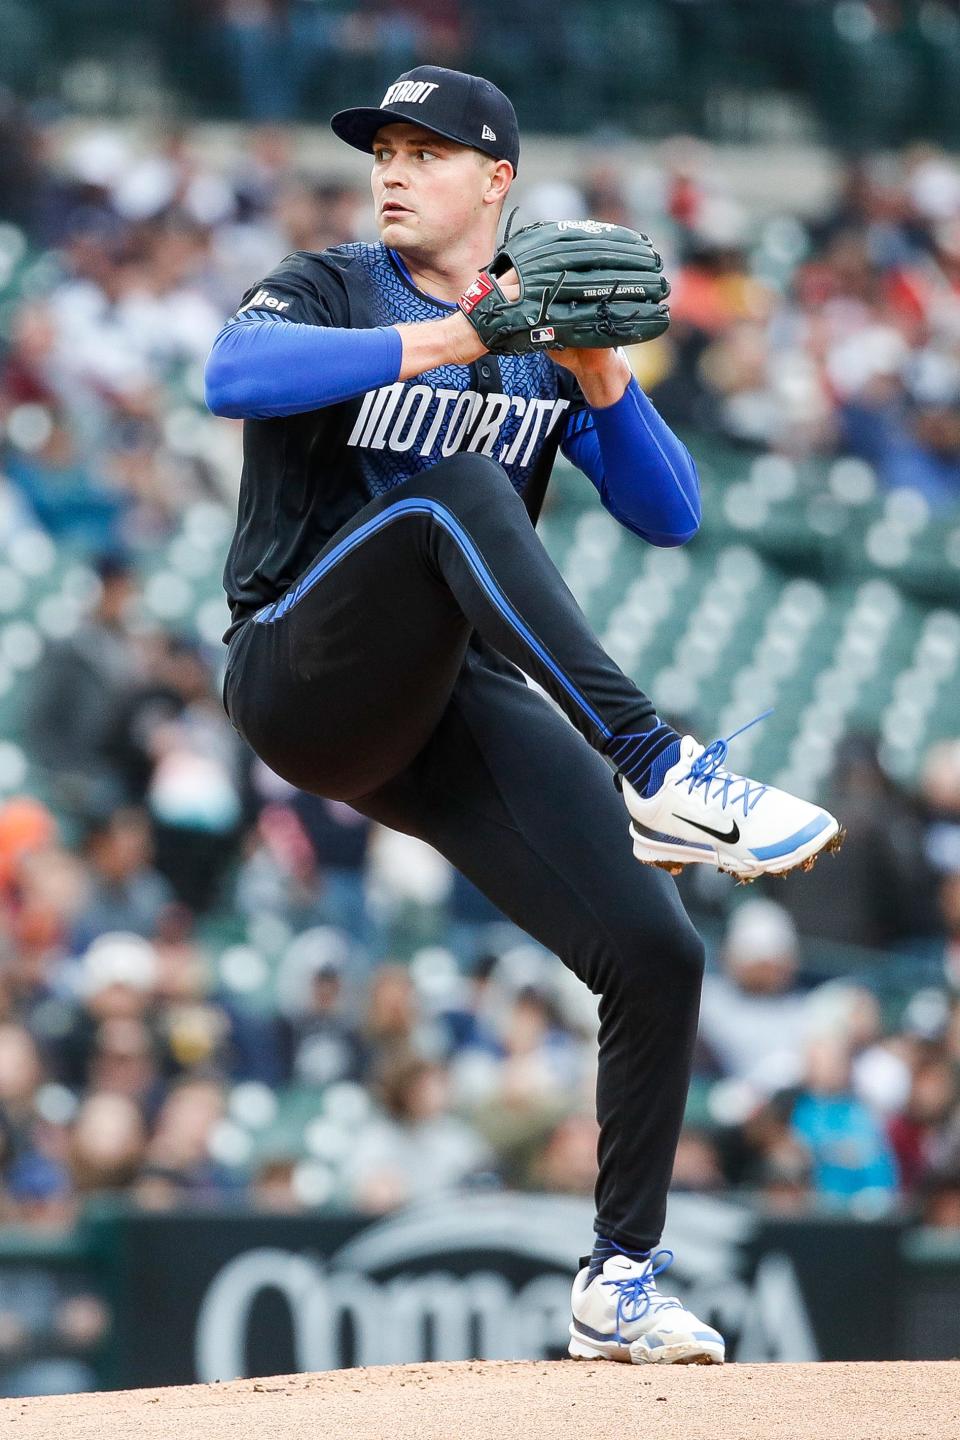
[680,708,774,819]
[601,1246,682,1342]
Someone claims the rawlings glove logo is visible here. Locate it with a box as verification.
[557,220,616,234]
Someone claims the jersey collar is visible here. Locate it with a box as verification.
[387,248,459,311]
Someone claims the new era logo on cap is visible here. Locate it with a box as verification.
[482,124,496,141]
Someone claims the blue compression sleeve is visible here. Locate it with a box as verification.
[561,375,701,546]
[204,315,403,419]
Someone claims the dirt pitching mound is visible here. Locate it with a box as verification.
[2,1359,958,1440]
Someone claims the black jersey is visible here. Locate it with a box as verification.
[221,242,587,639]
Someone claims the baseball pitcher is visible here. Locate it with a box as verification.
[206,65,843,1366]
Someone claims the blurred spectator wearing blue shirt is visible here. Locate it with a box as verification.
[791,1036,899,1211]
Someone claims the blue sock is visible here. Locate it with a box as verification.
[585,1234,652,1283]
[605,720,681,798]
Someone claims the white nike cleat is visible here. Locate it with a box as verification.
[620,732,844,882]
[568,1249,725,1366]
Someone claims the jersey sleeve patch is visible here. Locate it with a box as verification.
[237,288,293,316]
[232,252,347,327]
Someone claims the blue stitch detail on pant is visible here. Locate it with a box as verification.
[253,496,612,738]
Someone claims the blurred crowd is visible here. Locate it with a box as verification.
[649,143,960,508]
[1,767,960,1231]
[3,104,960,556]
[0,101,957,1258]
[16,1,960,151]
[0,549,959,1231]
[194,0,470,122]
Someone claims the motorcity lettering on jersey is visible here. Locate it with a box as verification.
[347,383,570,465]
[382,80,440,105]
[238,289,291,315]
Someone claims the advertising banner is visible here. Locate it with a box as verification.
[93,1192,908,1387]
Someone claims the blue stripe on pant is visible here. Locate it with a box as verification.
[226,452,655,805]
[224,455,696,1248]
[254,495,612,738]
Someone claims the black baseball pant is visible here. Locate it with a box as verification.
[223,452,705,1251]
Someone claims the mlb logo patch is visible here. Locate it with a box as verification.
[530,326,555,345]
[459,272,495,314]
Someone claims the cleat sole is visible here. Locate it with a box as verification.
[568,1331,724,1366]
[631,820,846,883]
[650,859,685,877]
[766,822,846,880]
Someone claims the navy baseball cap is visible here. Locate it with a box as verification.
[331,65,520,175]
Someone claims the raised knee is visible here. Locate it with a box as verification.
[680,926,707,982]
[440,452,510,482]
[660,922,705,983]
[422,452,517,504]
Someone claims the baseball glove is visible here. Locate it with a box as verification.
[457,212,670,356]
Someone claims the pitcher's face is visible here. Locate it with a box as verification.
[372,122,502,260]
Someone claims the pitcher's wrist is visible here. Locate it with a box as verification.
[396,313,487,379]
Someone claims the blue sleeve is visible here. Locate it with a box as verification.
[560,375,701,546]
[204,314,403,419]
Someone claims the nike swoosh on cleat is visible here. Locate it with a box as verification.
[673,814,741,844]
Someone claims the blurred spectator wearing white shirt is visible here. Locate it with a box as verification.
[343,1054,493,1214]
[26,554,144,816]
[699,900,811,1094]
